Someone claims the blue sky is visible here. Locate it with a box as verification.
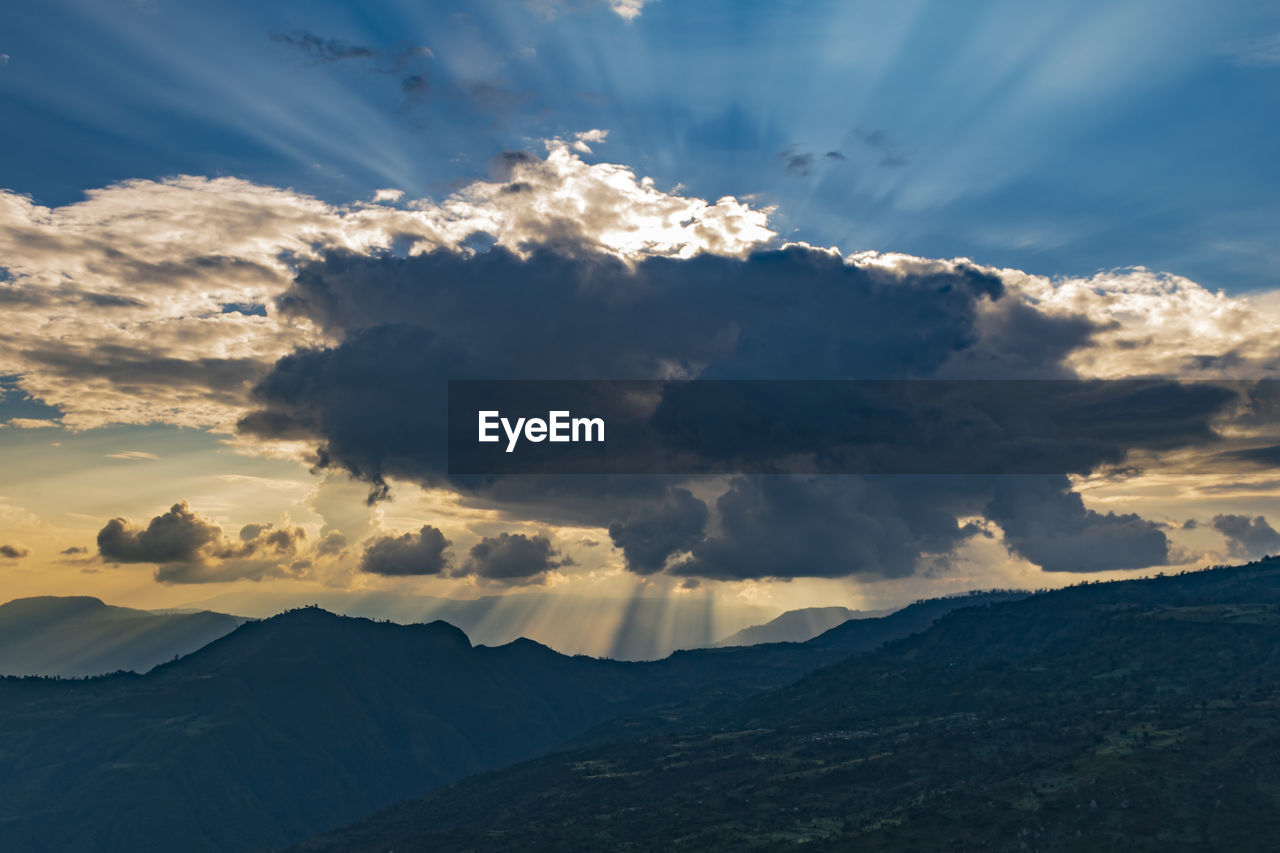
[3,0,1279,291]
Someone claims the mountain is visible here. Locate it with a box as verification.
[174,588,779,659]
[0,592,1015,852]
[0,596,244,677]
[714,606,894,647]
[288,558,1280,852]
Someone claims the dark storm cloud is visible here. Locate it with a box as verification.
[1212,514,1280,560]
[360,525,452,576]
[59,546,88,555]
[985,477,1169,572]
[98,502,220,565]
[671,476,980,581]
[241,245,1033,526]
[1222,444,1280,467]
[459,533,565,585]
[607,487,708,574]
[96,502,305,583]
[236,243,1233,580]
[0,544,29,559]
[670,474,1170,580]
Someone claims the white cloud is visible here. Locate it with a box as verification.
[1005,265,1280,378]
[608,0,651,21]
[431,136,775,261]
[5,418,61,429]
[3,134,1279,448]
[571,128,609,153]
[0,135,774,431]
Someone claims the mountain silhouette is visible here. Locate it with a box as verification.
[714,606,893,647]
[0,596,243,677]
[288,558,1280,852]
[0,592,1015,852]
[172,588,778,659]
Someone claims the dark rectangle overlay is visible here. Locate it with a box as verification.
[447,379,1280,476]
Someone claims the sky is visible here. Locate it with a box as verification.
[2,0,1280,654]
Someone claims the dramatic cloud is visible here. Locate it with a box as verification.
[0,544,29,559]
[237,228,1278,581]
[98,503,221,565]
[96,502,306,583]
[360,525,452,576]
[1010,267,1280,379]
[458,533,565,586]
[1213,514,1280,560]
[607,487,708,574]
[986,477,1169,573]
[0,138,771,429]
[671,476,978,581]
[7,137,1280,585]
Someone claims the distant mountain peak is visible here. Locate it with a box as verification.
[0,595,110,612]
[715,605,895,647]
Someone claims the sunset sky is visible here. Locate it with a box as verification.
[2,0,1280,651]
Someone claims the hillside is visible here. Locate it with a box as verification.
[0,591,1010,853]
[0,596,243,677]
[289,558,1280,852]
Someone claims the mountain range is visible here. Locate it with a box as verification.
[173,588,781,660]
[0,590,1017,852]
[0,594,899,679]
[289,558,1280,852]
[0,596,244,677]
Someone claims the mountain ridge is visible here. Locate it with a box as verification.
[0,590,1018,852]
[713,605,894,647]
[0,595,245,677]
[285,558,1280,852]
